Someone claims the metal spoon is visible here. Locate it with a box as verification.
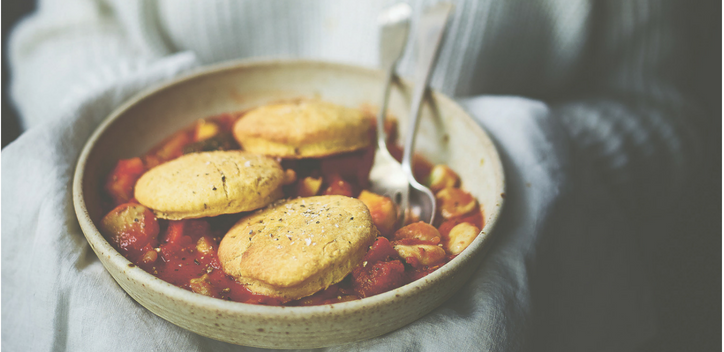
[400,2,453,224]
[370,2,454,225]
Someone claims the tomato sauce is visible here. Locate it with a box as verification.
[100,112,484,306]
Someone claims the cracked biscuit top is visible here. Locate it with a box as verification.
[218,195,378,302]
[134,151,285,220]
[232,100,373,159]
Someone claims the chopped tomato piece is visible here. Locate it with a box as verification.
[320,147,375,189]
[386,144,433,183]
[412,156,434,183]
[360,237,400,265]
[104,158,146,206]
[100,203,159,258]
[163,219,210,245]
[322,174,354,197]
[352,260,406,298]
[383,117,398,145]
[158,242,182,262]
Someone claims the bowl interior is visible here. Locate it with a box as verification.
[74,59,504,348]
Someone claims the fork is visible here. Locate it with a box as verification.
[369,2,454,226]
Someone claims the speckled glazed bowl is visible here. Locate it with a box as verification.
[73,60,505,349]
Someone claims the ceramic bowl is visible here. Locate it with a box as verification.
[73,59,505,349]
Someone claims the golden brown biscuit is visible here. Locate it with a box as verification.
[218,195,378,302]
[134,151,285,220]
[233,101,372,158]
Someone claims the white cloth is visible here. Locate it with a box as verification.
[3,51,654,350]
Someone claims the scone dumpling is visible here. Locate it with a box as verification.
[134,151,285,220]
[233,101,372,158]
[218,195,378,302]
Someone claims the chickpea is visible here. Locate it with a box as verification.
[446,222,480,255]
[296,176,322,197]
[194,120,220,141]
[358,190,397,236]
[391,221,440,242]
[436,188,477,219]
[426,165,460,192]
[283,169,298,186]
[139,250,158,264]
[104,157,145,205]
[196,236,215,255]
[393,243,446,267]
[189,274,213,296]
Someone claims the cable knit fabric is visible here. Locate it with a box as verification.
[4,0,704,351]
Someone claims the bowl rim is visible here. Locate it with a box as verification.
[72,58,506,318]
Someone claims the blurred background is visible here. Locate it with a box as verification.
[1,0,33,148]
[1,1,720,351]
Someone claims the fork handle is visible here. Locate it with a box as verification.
[401,3,453,178]
[376,69,395,151]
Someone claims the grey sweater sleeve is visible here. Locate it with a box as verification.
[550,1,706,212]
